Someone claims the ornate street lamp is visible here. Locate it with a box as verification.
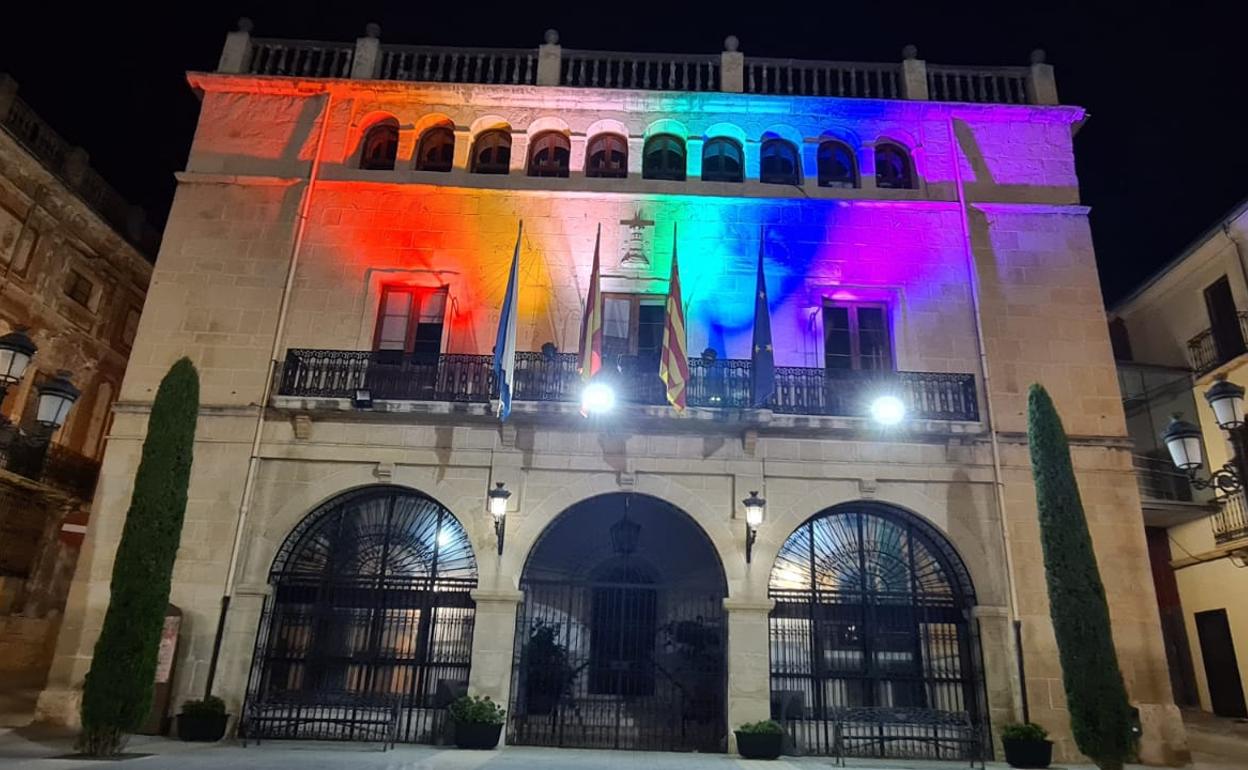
[1162,375,1248,493]
[0,327,37,414]
[35,370,79,430]
[743,490,766,563]
[488,482,511,555]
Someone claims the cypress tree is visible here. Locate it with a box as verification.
[79,358,199,756]
[1027,384,1133,770]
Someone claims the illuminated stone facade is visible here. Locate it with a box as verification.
[37,26,1186,764]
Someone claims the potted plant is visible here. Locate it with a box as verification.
[448,694,505,749]
[176,696,229,742]
[735,719,784,760]
[1002,722,1052,769]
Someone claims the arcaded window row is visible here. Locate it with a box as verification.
[358,119,916,190]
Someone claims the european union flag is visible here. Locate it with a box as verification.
[751,228,775,408]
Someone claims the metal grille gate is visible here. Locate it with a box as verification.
[244,487,477,744]
[510,578,726,752]
[768,503,986,759]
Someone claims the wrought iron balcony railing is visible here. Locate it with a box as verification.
[1213,490,1248,546]
[276,349,979,422]
[1132,454,1201,504]
[1187,312,1248,375]
[0,430,101,501]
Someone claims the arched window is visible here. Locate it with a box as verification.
[586,133,628,179]
[760,138,800,185]
[642,134,686,181]
[875,142,915,189]
[527,131,571,178]
[471,129,512,174]
[701,137,743,183]
[817,140,857,188]
[415,126,455,172]
[360,118,399,170]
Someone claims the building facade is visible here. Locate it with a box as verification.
[0,73,155,713]
[37,22,1187,763]
[1111,199,1248,721]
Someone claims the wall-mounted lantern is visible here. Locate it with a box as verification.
[743,490,766,563]
[488,481,511,555]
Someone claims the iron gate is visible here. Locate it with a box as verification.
[510,577,726,752]
[768,503,987,759]
[507,492,728,753]
[244,486,477,744]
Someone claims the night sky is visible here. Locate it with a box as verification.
[2,2,1244,305]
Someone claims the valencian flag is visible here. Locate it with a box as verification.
[493,222,521,421]
[660,225,690,411]
[751,226,775,407]
[577,224,604,381]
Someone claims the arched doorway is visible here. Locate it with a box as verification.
[768,501,984,759]
[509,493,728,752]
[244,486,477,743]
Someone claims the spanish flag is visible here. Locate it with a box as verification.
[577,224,604,380]
[660,225,690,411]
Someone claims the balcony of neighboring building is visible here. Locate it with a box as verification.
[1212,489,1248,552]
[1187,310,1248,377]
[271,348,980,432]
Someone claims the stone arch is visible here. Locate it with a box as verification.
[643,118,689,140]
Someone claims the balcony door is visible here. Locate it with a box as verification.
[603,294,666,402]
[823,302,892,372]
[1204,276,1245,365]
[373,286,447,365]
[1194,609,1247,717]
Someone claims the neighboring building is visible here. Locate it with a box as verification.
[0,74,155,714]
[36,21,1187,764]
[1111,198,1248,720]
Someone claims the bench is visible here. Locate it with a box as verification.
[242,692,401,751]
[830,706,984,767]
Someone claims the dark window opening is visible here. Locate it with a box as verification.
[701,137,743,183]
[875,142,914,189]
[760,139,800,185]
[360,120,399,170]
[373,286,448,364]
[416,126,455,172]
[65,270,94,308]
[642,134,686,181]
[471,130,512,174]
[527,132,571,178]
[817,141,857,188]
[1204,276,1246,364]
[587,133,628,179]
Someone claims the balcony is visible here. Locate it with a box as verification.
[0,431,101,501]
[1213,491,1248,547]
[1186,312,1248,375]
[276,349,980,422]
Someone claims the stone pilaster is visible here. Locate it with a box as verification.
[217,18,253,74]
[351,23,382,80]
[537,30,562,87]
[468,588,523,743]
[1025,50,1059,105]
[900,45,929,100]
[720,36,743,93]
[724,597,773,753]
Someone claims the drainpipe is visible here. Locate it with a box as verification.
[946,117,1028,723]
[204,89,335,697]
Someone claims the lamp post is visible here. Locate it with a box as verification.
[488,482,511,555]
[743,490,765,563]
[1162,375,1247,493]
[0,327,37,421]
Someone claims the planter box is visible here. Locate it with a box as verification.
[176,713,229,742]
[1003,737,1053,769]
[735,730,783,760]
[454,721,502,750]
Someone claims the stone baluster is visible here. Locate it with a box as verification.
[218,17,254,74]
[1026,49,1059,105]
[351,23,382,79]
[721,35,743,93]
[537,29,562,86]
[901,45,929,100]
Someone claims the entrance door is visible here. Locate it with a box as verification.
[1195,609,1248,717]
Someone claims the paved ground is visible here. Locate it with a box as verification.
[0,726,1178,770]
[1,714,1246,769]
